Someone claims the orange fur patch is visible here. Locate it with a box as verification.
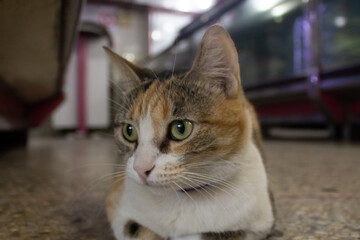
[105,174,125,222]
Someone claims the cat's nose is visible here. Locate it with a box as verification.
[133,161,155,183]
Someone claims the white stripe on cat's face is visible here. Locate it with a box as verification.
[129,109,157,184]
[128,108,181,186]
[139,109,154,143]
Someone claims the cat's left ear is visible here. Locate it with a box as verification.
[104,47,154,92]
[189,24,241,99]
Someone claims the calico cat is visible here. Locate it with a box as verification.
[105,24,274,240]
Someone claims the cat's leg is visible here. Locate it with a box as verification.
[112,217,163,240]
[200,230,270,240]
[172,234,202,240]
[200,231,245,240]
[243,231,268,240]
[107,176,163,240]
[111,217,130,240]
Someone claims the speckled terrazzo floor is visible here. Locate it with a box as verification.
[0,137,359,240]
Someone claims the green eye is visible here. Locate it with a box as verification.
[170,120,193,141]
[122,124,138,142]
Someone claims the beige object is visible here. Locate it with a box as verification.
[0,0,81,103]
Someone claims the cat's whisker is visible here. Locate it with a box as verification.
[93,132,115,139]
[201,180,241,197]
[178,177,218,206]
[109,100,127,113]
[111,173,127,186]
[172,181,194,202]
[179,177,203,195]
[108,98,130,113]
[171,40,178,78]
[181,164,212,170]
[169,184,181,202]
[183,167,235,182]
[183,171,235,188]
[62,163,126,175]
[73,171,127,203]
[181,176,233,216]
[185,177,240,217]
[188,174,251,200]
[185,175,237,199]
[188,162,251,171]
[108,91,134,110]
[183,161,235,168]
[183,172,240,195]
[110,81,126,95]
[95,171,127,182]
[182,162,210,167]
[139,58,160,81]
[121,95,133,107]
[220,160,254,168]
[180,176,212,202]
[111,106,125,113]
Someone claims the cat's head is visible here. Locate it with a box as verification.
[106,25,251,195]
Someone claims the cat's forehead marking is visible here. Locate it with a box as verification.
[130,81,171,145]
[130,81,158,119]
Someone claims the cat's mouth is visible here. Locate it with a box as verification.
[179,184,210,193]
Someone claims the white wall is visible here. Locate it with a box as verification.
[51,37,110,129]
[51,3,149,130]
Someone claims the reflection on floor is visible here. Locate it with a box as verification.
[0,137,359,240]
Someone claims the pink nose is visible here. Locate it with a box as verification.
[133,161,155,183]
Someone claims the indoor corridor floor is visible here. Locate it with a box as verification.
[0,137,359,240]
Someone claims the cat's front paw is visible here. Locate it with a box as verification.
[112,219,163,240]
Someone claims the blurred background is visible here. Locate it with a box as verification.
[1,1,360,239]
[1,0,360,146]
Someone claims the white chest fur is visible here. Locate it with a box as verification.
[116,142,274,238]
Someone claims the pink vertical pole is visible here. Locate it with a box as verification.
[77,35,87,135]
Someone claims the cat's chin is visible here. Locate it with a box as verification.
[145,181,215,197]
[142,182,203,196]
[179,183,210,193]
[146,184,177,196]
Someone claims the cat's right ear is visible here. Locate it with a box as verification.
[104,47,151,92]
[188,24,241,99]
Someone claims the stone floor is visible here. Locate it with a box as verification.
[0,136,359,240]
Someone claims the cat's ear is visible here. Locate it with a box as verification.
[104,47,153,92]
[189,24,241,98]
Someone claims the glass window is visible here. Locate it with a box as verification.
[218,0,306,87]
[320,0,360,70]
[148,0,310,87]
[149,11,193,56]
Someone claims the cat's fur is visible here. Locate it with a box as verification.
[105,25,274,240]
